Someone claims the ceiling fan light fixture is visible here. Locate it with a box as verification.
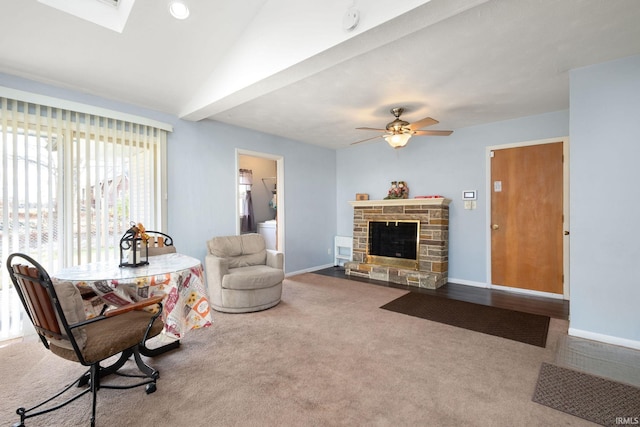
[169,0,190,20]
[352,107,451,147]
[384,133,412,148]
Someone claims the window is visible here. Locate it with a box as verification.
[0,94,168,341]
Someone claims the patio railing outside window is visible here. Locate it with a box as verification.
[0,95,168,342]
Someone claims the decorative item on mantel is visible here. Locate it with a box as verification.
[356,193,369,201]
[119,222,150,267]
[384,181,409,199]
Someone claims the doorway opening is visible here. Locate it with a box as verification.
[236,150,284,253]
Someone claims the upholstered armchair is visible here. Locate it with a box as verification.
[205,233,284,313]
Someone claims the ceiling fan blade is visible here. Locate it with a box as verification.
[356,127,386,132]
[409,117,439,130]
[413,130,453,136]
[351,135,384,145]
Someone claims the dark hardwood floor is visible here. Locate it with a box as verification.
[312,266,569,320]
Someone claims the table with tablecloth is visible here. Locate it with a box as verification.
[51,253,212,339]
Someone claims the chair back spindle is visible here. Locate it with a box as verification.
[11,263,61,340]
[145,231,176,256]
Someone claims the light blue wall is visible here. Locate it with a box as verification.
[0,73,337,274]
[168,118,337,272]
[569,54,640,343]
[336,111,569,283]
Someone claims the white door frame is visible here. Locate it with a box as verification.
[235,149,285,254]
[485,136,570,300]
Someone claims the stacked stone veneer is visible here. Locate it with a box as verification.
[345,198,450,289]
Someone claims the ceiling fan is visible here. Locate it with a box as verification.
[352,107,453,148]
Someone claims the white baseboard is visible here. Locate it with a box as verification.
[568,328,640,350]
[285,263,334,278]
[447,277,488,288]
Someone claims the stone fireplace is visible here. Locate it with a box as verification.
[345,198,450,289]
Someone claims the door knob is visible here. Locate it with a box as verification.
[492,224,499,230]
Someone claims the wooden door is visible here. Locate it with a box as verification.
[490,142,564,294]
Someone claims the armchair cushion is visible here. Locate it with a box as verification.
[208,234,266,268]
[222,265,285,290]
[52,281,88,350]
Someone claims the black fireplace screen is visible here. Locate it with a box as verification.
[368,221,419,260]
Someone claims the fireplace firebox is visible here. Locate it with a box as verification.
[366,220,420,270]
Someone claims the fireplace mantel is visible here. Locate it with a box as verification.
[346,197,450,289]
[349,198,451,208]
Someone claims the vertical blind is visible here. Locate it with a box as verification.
[0,95,167,341]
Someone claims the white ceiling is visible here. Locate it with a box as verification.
[2,0,640,149]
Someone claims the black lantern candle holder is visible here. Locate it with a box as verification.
[119,225,149,267]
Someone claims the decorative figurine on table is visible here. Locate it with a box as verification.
[384,180,409,199]
[119,222,150,267]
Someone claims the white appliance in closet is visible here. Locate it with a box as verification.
[257,219,277,250]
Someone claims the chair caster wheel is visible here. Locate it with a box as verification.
[145,383,157,394]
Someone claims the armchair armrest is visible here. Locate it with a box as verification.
[104,295,164,317]
[205,254,229,280]
[266,249,283,270]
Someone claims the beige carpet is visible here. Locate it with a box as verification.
[0,273,591,426]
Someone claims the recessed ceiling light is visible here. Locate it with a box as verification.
[169,0,189,20]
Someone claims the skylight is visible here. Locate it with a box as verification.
[37,0,135,33]
[95,0,119,6]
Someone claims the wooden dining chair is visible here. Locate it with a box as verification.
[6,253,165,427]
[145,230,177,256]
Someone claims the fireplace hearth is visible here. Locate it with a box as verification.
[346,198,450,289]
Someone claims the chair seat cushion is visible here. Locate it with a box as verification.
[50,310,163,364]
[221,265,284,291]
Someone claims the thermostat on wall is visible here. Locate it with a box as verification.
[462,190,477,200]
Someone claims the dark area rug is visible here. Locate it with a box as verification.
[533,362,640,426]
[380,291,550,347]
